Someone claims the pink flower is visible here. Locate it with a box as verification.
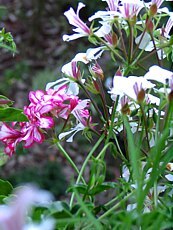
[22,105,54,148]
[70,98,90,126]
[0,185,53,230]
[0,123,23,156]
[119,1,143,19]
[104,0,119,11]
[63,2,91,41]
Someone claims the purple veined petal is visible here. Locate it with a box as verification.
[64,2,90,35]
[29,90,45,104]
[104,0,119,11]
[33,126,44,143]
[164,15,173,37]
[38,104,54,114]
[86,47,105,60]
[38,116,54,129]
[45,78,69,91]
[151,0,164,8]
[0,123,20,140]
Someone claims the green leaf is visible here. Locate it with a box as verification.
[89,182,117,195]
[67,184,87,194]
[49,201,72,219]
[0,107,28,122]
[0,179,13,196]
[0,151,9,166]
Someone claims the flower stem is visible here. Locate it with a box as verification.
[69,134,105,208]
[55,141,86,184]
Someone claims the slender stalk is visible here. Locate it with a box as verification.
[128,22,134,63]
[77,80,104,123]
[154,181,158,208]
[133,27,147,58]
[140,104,150,151]
[116,21,128,60]
[69,134,105,208]
[150,32,161,67]
[93,35,125,62]
[55,141,86,184]
[99,190,134,220]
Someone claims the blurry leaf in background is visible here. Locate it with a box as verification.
[32,69,58,90]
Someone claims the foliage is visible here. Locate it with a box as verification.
[0,0,173,230]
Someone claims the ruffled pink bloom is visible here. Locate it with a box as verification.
[0,123,23,157]
[22,105,54,148]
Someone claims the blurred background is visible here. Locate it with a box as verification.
[0,0,172,199]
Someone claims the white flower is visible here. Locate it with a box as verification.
[0,185,53,230]
[109,75,155,100]
[59,123,85,142]
[63,3,90,42]
[144,65,173,84]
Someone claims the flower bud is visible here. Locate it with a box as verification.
[90,62,104,80]
[137,89,145,103]
[168,90,173,102]
[149,3,157,17]
[146,18,154,33]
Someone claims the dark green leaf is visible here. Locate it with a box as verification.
[0,179,13,196]
[0,107,28,122]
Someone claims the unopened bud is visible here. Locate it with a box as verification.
[146,18,154,33]
[121,103,130,115]
[137,89,145,103]
[168,90,173,102]
[149,4,157,17]
[90,62,104,80]
[112,32,118,47]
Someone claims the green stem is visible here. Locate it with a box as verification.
[55,141,86,184]
[140,104,150,151]
[77,80,105,123]
[128,22,134,63]
[99,190,134,220]
[94,35,125,62]
[69,134,105,208]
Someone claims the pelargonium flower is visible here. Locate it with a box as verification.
[63,2,91,41]
[0,185,54,230]
[70,98,90,126]
[109,75,155,101]
[0,123,23,157]
[119,0,143,20]
[59,122,85,142]
[144,65,173,85]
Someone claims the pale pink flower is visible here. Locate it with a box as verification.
[0,185,53,230]
[119,0,143,19]
[70,98,90,126]
[103,0,119,11]
[63,3,90,41]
